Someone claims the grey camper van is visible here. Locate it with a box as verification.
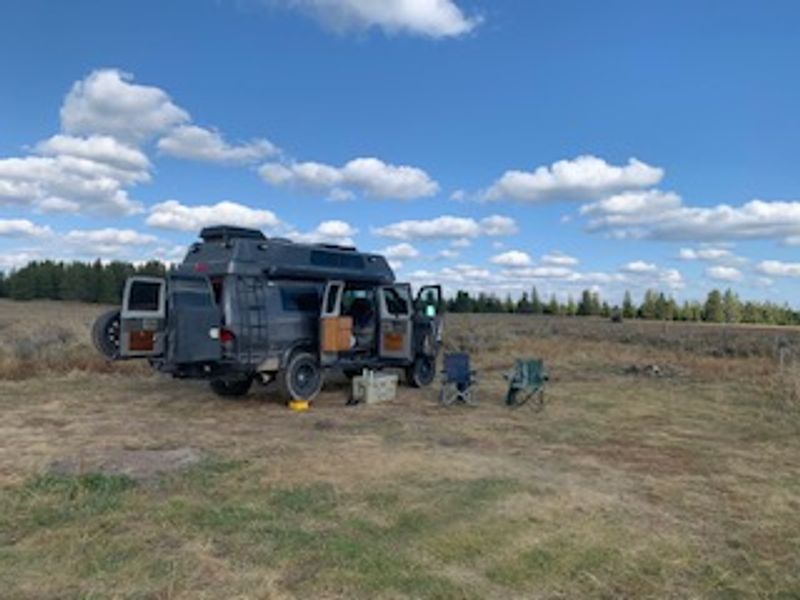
[92,226,443,400]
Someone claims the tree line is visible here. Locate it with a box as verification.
[1,260,799,326]
[0,260,167,304]
[445,287,800,326]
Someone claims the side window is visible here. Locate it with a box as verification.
[341,288,370,312]
[325,284,341,314]
[280,287,320,313]
[128,281,162,312]
[383,287,410,315]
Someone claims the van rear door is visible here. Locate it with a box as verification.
[120,276,167,358]
[166,274,222,364]
[378,284,414,361]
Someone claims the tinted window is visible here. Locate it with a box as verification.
[325,284,341,314]
[281,287,320,313]
[384,287,410,315]
[171,278,213,308]
[310,250,364,270]
[128,281,162,312]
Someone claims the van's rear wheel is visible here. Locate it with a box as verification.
[279,352,323,401]
[210,377,253,398]
[407,355,436,388]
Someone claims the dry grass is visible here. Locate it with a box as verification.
[0,299,146,380]
[1,303,800,598]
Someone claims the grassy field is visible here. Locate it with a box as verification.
[1,299,800,598]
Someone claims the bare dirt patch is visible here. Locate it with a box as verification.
[48,447,207,482]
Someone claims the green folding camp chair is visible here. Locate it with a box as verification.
[504,359,548,409]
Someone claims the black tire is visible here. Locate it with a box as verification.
[210,377,253,398]
[407,355,436,388]
[279,352,323,401]
[92,308,121,360]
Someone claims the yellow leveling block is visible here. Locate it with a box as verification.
[288,399,310,412]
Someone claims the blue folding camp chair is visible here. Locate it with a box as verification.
[440,352,478,406]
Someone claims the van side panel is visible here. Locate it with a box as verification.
[222,276,320,371]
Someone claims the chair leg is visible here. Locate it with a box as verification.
[465,387,478,406]
[440,384,458,406]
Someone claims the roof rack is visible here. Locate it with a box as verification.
[316,243,357,252]
[200,225,267,243]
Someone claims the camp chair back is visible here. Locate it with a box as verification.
[505,358,548,409]
[440,352,477,406]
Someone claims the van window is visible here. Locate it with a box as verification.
[311,250,364,270]
[171,278,213,308]
[383,287,410,315]
[128,281,162,312]
[281,287,320,313]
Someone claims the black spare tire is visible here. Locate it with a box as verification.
[279,352,323,401]
[92,308,121,360]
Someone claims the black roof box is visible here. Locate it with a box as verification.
[200,225,267,243]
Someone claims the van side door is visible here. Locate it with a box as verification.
[320,280,347,366]
[415,284,444,349]
[378,284,413,361]
[120,276,167,358]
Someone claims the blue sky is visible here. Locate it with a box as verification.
[1,0,800,303]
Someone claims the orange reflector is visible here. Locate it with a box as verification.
[129,330,154,351]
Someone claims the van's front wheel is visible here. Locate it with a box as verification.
[407,355,436,388]
[210,377,253,398]
[279,352,323,401]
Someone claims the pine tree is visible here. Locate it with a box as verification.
[566,296,577,316]
[577,289,593,316]
[531,286,543,314]
[722,288,741,323]
[546,294,559,315]
[639,290,658,320]
[704,289,724,323]
[622,291,635,319]
[517,292,532,314]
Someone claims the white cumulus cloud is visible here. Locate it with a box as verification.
[756,260,800,278]
[490,250,532,267]
[0,219,52,237]
[62,228,159,258]
[380,242,420,260]
[61,69,189,143]
[485,155,663,202]
[705,265,743,282]
[541,251,578,267]
[275,0,482,38]
[622,260,658,274]
[158,125,279,165]
[0,152,146,215]
[146,200,282,232]
[288,220,358,246]
[36,134,151,174]
[582,190,800,244]
[373,215,517,240]
[65,228,157,246]
[260,156,439,200]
